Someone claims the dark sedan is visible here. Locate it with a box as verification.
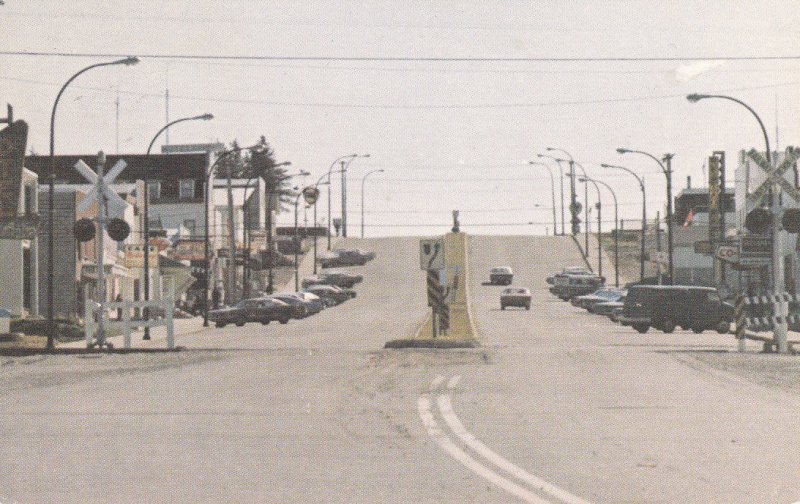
[208,298,293,328]
[302,271,364,289]
[269,293,315,319]
[571,288,625,310]
[303,284,356,305]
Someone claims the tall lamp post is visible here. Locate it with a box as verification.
[602,163,646,282]
[582,176,619,287]
[142,113,213,339]
[578,177,603,277]
[529,161,557,235]
[341,153,370,238]
[203,143,264,327]
[326,154,357,250]
[360,169,384,238]
[47,56,139,350]
[545,147,579,237]
[242,163,294,299]
[686,93,785,351]
[313,170,342,273]
[617,148,674,284]
[538,154,566,235]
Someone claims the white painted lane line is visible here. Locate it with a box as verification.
[437,394,592,504]
[447,375,461,390]
[417,395,551,504]
[430,375,445,392]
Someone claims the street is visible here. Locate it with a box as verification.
[2,235,799,503]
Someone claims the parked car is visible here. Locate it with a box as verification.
[303,284,356,305]
[549,273,605,301]
[572,288,625,310]
[208,298,293,328]
[320,248,375,268]
[489,266,514,285]
[618,285,734,334]
[546,267,593,284]
[591,296,626,317]
[500,287,531,310]
[302,271,364,289]
[294,291,325,315]
[268,293,314,319]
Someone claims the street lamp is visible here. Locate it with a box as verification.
[143,113,213,339]
[578,177,603,279]
[202,143,267,327]
[314,169,343,274]
[686,94,771,164]
[529,161,558,235]
[360,169,384,238]
[551,154,591,258]
[616,147,674,284]
[47,56,139,349]
[326,154,357,250]
[545,147,579,237]
[537,154,566,235]
[341,153,370,238]
[242,163,294,299]
[581,176,619,287]
[602,163,646,282]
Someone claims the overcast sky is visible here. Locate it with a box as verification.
[2,1,799,236]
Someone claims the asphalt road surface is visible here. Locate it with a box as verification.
[1,235,799,503]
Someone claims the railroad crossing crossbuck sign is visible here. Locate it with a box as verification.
[746,147,800,206]
[74,158,128,218]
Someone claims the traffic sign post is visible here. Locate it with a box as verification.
[744,147,800,353]
[74,153,129,349]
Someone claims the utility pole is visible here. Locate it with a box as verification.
[341,160,347,238]
[226,159,236,305]
[664,154,675,284]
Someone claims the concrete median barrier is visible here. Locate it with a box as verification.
[385,232,478,349]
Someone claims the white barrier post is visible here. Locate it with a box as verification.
[123,300,132,349]
[165,281,175,349]
[84,299,94,348]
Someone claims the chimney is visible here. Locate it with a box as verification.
[687,175,691,189]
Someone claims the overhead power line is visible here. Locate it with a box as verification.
[2,51,800,62]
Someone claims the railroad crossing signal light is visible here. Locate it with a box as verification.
[745,208,772,234]
[73,218,95,242]
[107,217,131,241]
[782,208,800,233]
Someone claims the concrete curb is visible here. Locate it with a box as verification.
[384,338,478,349]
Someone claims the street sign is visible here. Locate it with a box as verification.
[419,238,445,270]
[302,186,319,205]
[74,159,129,218]
[716,245,739,263]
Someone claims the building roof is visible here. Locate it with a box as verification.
[675,187,735,198]
[25,153,210,184]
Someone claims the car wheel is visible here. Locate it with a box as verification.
[660,319,676,334]
[691,326,704,334]
[279,318,289,324]
[215,322,225,328]
[501,305,505,310]
[525,304,530,310]
[235,321,245,327]
[716,321,731,334]
[261,319,270,325]
[632,323,649,334]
